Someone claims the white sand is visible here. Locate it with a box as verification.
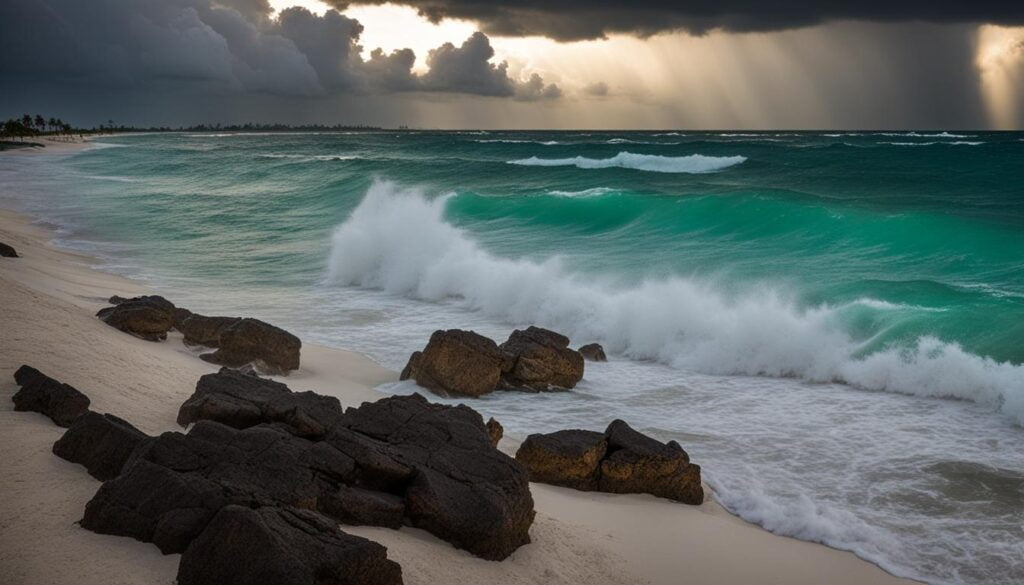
[0,207,918,585]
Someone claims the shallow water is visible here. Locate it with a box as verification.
[0,131,1022,584]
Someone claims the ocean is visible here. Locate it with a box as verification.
[1,130,1022,584]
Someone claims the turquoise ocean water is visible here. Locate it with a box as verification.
[1,131,1022,584]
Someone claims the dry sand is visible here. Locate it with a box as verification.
[0,204,918,585]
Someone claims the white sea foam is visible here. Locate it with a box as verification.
[508,151,746,173]
[327,182,1024,424]
[546,187,617,198]
[880,141,984,146]
[474,139,562,145]
[257,153,360,162]
[879,131,974,138]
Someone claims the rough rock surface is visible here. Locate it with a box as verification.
[499,327,585,391]
[12,365,91,427]
[486,417,504,448]
[515,419,703,504]
[327,394,535,560]
[80,421,347,553]
[0,241,18,257]
[176,505,403,585]
[82,393,534,560]
[578,343,607,362]
[515,429,607,490]
[96,295,177,341]
[177,368,343,438]
[198,317,301,375]
[177,314,241,347]
[399,329,506,397]
[53,411,150,480]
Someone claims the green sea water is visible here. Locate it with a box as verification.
[1,130,1022,585]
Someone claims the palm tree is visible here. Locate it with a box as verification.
[48,117,57,134]
[34,114,45,132]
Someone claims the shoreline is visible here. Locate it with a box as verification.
[0,203,919,584]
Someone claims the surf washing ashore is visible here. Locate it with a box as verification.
[1,131,1022,585]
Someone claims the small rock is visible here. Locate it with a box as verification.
[0,241,18,257]
[578,343,607,362]
[11,365,90,427]
[199,318,301,375]
[486,417,504,448]
[96,295,177,341]
[499,326,584,391]
[53,411,149,480]
[176,505,403,585]
[399,329,506,397]
[515,429,607,490]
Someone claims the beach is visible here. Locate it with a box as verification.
[0,157,918,585]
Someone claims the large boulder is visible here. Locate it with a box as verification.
[12,365,90,427]
[53,411,150,480]
[177,505,403,585]
[81,421,350,553]
[0,241,18,257]
[177,368,343,438]
[499,327,584,391]
[578,343,607,362]
[399,329,506,397]
[327,394,535,560]
[514,430,607,490]
[96,295,177,341]
[198,318,301,375]
[515,419,703,505]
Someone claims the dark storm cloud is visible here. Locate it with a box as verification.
[0,0,559,101]
[337,0,1024,41]
[420,32,560,98]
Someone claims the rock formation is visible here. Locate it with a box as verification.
[53,411,150,480]
[176,505,403,585]
[0,241,18,257]
[12,365,90,427]
[515,419,703,504]
[96,295,177,341]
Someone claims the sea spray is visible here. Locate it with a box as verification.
[327,181,1024,422]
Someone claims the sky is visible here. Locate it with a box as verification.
[1,0,1023,129]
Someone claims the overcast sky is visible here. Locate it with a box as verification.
[2,0,1023,129]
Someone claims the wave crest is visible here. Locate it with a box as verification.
[508,151,746,173]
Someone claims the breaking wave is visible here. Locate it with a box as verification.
[508,151,746,173]
[326,182,1024,423]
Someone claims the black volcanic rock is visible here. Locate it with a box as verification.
[515,419,703,504]
[499,327,584,391]
[177,367,343,438]
[0,241,18,257]
[80,421,349,553]
[82,393,534,560]
[198,317,301,375]
[328,393,535,560]
[53,411,150,480]
[176,505,403,585]
[96,295,177,341]
[12,365,90,427]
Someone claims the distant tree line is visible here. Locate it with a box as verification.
[1,115,392,143]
